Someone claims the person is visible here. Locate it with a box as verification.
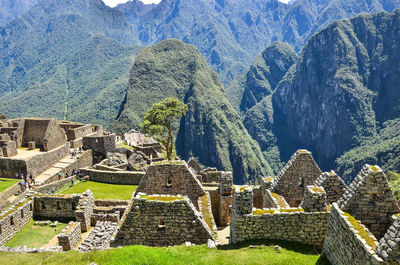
[18,180,25,192]
[66,172,70,178]
[71,148,76,157]
[51,187,56,194]
[70,176,74,187]
[31,175,35,186]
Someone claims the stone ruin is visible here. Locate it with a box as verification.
[123,130,162,159]
[271,150,323,207]
[1,133,400,264]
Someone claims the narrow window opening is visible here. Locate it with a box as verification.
[167,175,172,187]
[0,225,2,234]
[29,203,32,211]
[72,202,76,210]
[157,219,165,232]
[10,217,14,226]
[21,209,24,218]
[57,201,61,210]
[298,177,304,188]
[41,201,46,210]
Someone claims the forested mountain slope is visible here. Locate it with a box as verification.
[113,39,272,184]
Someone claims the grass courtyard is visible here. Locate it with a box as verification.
[0,239,329,265]
[5,220,68,248]
[0,178,20,193]
[60,180,137,200]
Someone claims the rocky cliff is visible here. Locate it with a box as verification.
[113,39,272,184]
[244,9,400,179]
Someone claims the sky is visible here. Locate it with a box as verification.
[103,0,292,8]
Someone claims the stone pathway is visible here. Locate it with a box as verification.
[217,226,230,245]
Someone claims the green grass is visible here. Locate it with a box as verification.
[5,220,68,248]
[0,178,20,193]
[0,239,330,265]
[60,181,137,200]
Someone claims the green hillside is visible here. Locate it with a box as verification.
[113,39,272,184]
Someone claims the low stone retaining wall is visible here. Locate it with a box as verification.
[35,177,74,194]
[57,221,82,251]
[81,168,144,185]
[322,203,383,265]
[230,187,330,248]
[0,198,33,246]
[0,246,63,253]
[0,183,23,210]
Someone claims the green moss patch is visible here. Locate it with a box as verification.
[141,195,182,202]
[343,212,377,250]
[199,194,215,233]
[270,192,287,207]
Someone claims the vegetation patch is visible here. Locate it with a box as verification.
[252,208,304,215]
[5,219,68,248]
[141,195,182,202]
[0,239,327,265]
[343,212,377,250]
[0,178,19,193]
[271,192,287,207]
[119,142,134,150]
[60,181,137,200]
[252,209,275,215]
[199,194,215,233]
[310,186,323,193]
[369,165,380,172]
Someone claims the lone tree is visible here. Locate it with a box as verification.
[141,97,188,161]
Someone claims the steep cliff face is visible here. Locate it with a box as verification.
[117,0,400,84]
[240,41,298,112]
[272,9,400,172]
[113,39,272,184]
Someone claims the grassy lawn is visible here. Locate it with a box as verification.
[0,178,20,193]
[0,239,329,265]
[5,220,68,248]
[60,181,137,200]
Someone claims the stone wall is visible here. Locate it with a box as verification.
[299,186,327,212]
[110,194,213,247]
[0,140,17,157]
[200,169,222,184]
[323,203,383,265]
[135,161,205,209]
[83,133,116,156]
[376,217,400,263]
[81,168,144,185]
[230,187,329,248]
[314,171,347,204]
[57,221,81,251]
[33,194,81,220]
[337,164,400,239]
[79,221,117,252]
[21,119,66,151]
[35,177,75,194]
[272,150,322,207]
[75,191,95,232]
[0,142,70,178]
[0,198,33,246]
